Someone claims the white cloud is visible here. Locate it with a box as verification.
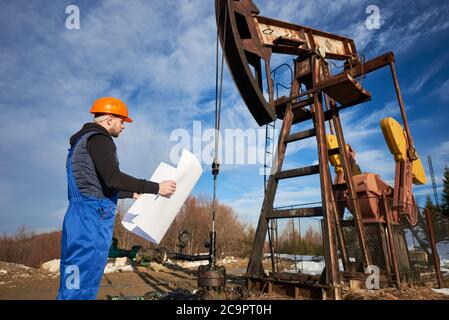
[413,186,443,198]
[436,79,449,102]
[356,149,395,181]
[406,54,449,94]
[1,0,448,233]
[340,100,401,148]
[0,0,220,233]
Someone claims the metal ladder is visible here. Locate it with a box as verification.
[246,56,373,297]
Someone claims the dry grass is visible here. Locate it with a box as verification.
[0,227,61,268]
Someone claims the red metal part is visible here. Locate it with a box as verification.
[335,170,418,226]
[351,173,392,224]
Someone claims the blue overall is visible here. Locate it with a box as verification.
[57,132,118,300]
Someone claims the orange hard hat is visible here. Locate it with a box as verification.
[90,97,133,123]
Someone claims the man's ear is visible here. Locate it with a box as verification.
[106,115,113,125]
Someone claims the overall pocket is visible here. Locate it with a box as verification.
[96,205,116,252]
[98,203,115,221]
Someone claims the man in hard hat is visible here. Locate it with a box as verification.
[57,97,176,300]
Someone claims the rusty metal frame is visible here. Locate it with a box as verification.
[246,101,294,277]
[215,0,360,126]
[216,0,275,126]
[424,208,443,288]
[325,73,372,270]
[216,0,435,300]
[382,195,402,288]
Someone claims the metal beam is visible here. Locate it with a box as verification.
[275,165,320,180]
[266,207,323,219]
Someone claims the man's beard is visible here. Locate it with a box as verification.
[111,131,120,138]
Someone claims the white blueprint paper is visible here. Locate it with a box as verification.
[121,149,203,244]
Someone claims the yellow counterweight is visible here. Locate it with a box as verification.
[380,117,426,185]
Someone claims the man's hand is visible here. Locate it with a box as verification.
[133,193,141,200]
[158,180,176,197]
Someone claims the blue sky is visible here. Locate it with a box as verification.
[0,0,448,234]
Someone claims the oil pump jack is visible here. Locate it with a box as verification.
[215,0,440,299]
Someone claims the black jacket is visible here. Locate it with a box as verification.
[69,123,159,199]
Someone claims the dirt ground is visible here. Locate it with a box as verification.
[0,259,248,300]
[1,259,448,300]
[343,286,449,300]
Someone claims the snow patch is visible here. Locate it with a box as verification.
[40,258,134,274]
[437,240,449,260]
[264,253,325,262]
[103,264,135,273]
[220,256,238,264]
[173,260,209,269]
[431,288,449,296]
[266,254,358,275]
[41,259,60,273]
[103,258,135,273]
[4,263,32,270]
[289,260,325,275]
